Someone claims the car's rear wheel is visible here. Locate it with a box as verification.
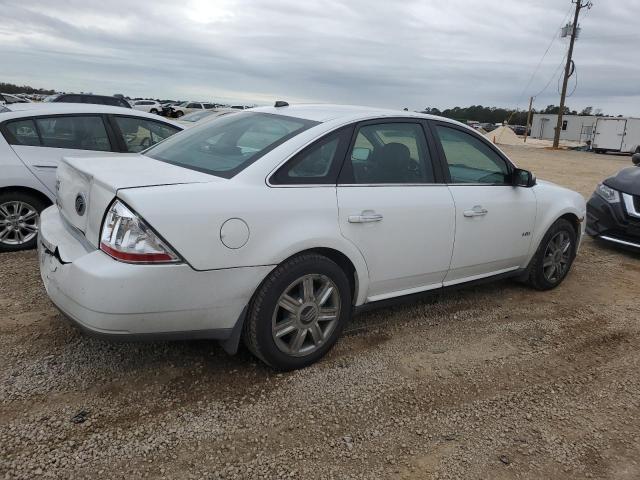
[525,218,577,290]
[0,192,47,252]
[243,253,351,370]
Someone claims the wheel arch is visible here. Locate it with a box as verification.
[274,246,367,307]
[0,185,54,207]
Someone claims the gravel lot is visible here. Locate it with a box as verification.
[1,146,639,479]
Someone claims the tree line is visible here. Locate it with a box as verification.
[421,105,606,125]
[1,82,55,95]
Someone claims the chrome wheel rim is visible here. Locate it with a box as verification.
[543,231,572,283]
[272,274,341,357]
[0,201,39,246]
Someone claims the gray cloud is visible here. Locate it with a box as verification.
[1,0,639,115]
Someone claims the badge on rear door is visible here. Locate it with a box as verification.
[75,193,87,216]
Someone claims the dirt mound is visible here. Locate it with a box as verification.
[484,126,523,146]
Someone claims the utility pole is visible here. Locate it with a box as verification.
[553,1,592,149]
[524,96,533,143]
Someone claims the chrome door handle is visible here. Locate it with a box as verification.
[463,205,488,217]
[348,211,383,223]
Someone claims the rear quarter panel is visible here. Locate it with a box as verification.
[119,182,371,305]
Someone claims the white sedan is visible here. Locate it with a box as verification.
[38,104,586,370]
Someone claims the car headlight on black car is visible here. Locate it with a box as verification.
[595,183,620,203]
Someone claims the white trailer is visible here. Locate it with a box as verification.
[530,114,595,142]
[592,117,640,154]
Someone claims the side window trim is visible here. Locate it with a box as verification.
[337,118,445,185]
[268,125,354,186]
[426,120,515,185]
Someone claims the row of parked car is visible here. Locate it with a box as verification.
[0,92,251,119]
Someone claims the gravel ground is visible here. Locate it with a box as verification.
[1,146,639,479]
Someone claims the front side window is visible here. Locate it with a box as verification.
[186,103,201,109]
[113,117,179,153]
[5,119,40,146]
[271,128,349,184]
[35,116,111,151]
[146,112,317,178]
[434,125,510,184]
[346,122,434,184]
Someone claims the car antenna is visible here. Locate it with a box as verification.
[274,100,289,107]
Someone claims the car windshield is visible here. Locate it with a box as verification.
[43,94,61,102]
[145,112,318,178]
[181,110,216,122]
[177,102,189,107]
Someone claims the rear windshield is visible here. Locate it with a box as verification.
[145,112,318,178]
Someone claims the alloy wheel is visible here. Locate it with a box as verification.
[0,201,39,246]
[542,231,572,283]
[271,274,341,357]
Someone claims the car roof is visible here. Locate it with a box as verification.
[0,103,184,127]
[249,103,457,125]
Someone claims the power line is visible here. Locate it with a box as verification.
[518,3,574,103]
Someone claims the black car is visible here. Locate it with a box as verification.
[586,153,640,250]
[44,93,131,108]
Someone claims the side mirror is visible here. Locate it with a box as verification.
[352,147,371,162]
[512,168,536,187]
[632,153,640,166]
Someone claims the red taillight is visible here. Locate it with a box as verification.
[99,243,176,263]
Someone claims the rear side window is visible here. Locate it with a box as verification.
[35,116,111,151]
[344,122,435,184]
[271,128,351,185]
[113,116,180,153]
[146,112,317,178]
[5,119,40,146]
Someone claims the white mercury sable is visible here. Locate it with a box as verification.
[38,103,586,370]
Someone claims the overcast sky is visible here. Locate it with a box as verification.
[1,0,639,115]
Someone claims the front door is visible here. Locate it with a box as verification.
[430,122,536,285]
[336,120,455,302]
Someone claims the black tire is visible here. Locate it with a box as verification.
[0,191,48,253]
[150,108,158,114]
[525,219,577,290]
[243,253,352,370]
[174,110,184,118]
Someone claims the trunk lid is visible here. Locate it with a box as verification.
[56,155,217,247]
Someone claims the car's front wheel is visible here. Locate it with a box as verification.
[243,253,351,370]
[174,110,184,118]
[150,108,158,114]
[0,192,47,252]
[525,218,577,290]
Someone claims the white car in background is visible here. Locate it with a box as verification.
[169,101,215,118]
[177,108,238,126]
[38,104,585,370]
[131,100,163,115]
[1,93,32,105]
[0,103,183,251]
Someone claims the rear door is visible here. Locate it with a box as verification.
[430,121,536,285]
[3,114,117,194]
[593,118,626,151]
[336,119,455,302]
